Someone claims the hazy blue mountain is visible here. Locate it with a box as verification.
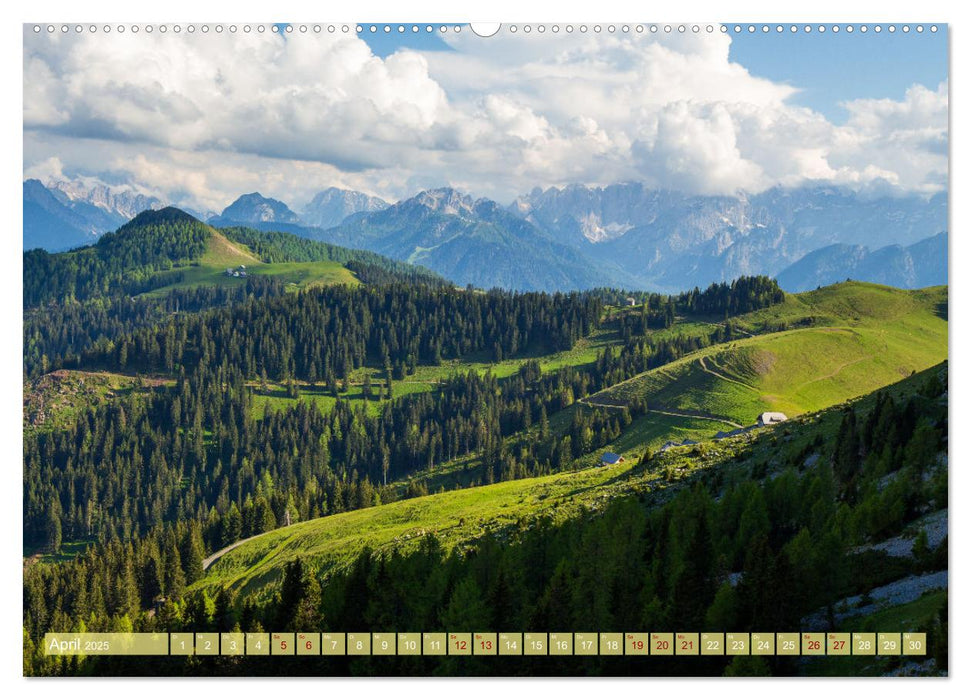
[776,232,948,292]
[512,183,947,291]
[318,188,631,291]
[24,179,162,251]
[301,188,389,229]
[24,179,94,251]
[209,192,302,227]
[181,206,219,223]
[907,232,950,288]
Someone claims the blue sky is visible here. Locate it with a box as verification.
[729,27,947,121]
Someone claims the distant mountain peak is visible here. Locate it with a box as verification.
[233,192,270,204]
[217,192,302,224]
[302,187,388,229]
[308,186,383,202]
[412,187,475,216]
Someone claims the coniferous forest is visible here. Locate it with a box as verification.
[24,368,948,677]
[21,214,948,678]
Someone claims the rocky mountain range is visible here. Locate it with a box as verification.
[304,184,946,292]
[511,183,947,291]
[24,179,947,293]
[321,188,626,291]
[47,179,161,220]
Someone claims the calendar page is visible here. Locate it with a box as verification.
[22,19,948,679]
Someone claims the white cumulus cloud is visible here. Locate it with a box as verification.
[22,26,948,211]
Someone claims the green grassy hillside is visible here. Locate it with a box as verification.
[731,281,945,331]
[199,228,261,267]
[24,208,367,307]
[199,460,647,597]
[585,282,947,424]
[197,361,946,601]
[144,228,360,295]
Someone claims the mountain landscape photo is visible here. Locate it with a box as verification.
[21,21,948,681]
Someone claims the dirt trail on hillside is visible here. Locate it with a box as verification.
[578,398,743,429]
[203,532,268,570]
[698,356,760,392]
[646,407,744,429]
[793,356,872,392]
